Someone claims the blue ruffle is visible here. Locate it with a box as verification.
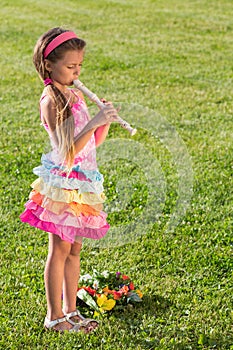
[39,154,102,181]
[33,154,104,194]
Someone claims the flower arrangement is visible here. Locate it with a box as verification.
[77,270,143,317]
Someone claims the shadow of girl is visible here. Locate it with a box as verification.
[108,293,172,348]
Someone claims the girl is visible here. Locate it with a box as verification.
[20,27,118,333]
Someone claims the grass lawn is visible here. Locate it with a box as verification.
[0,0,232,349]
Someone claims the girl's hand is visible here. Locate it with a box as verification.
[92,102,119,127]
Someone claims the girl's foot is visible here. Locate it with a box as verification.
[65,310,99,333]
[44,316,81,333]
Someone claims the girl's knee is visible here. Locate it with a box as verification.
[48,233,71,258]
[70,242,82,257]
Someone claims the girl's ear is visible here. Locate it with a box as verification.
[44,59,52,73]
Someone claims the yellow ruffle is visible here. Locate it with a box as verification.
[29,190,103,216]
[31,177,106,205]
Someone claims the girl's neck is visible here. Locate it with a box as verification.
[54,84,72,102]
[53,82,67,94]
[60,87,77,106]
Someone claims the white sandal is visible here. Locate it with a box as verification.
[66,310,99,330]
[44,316,81,333]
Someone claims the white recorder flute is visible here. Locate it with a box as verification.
[73,79,137,136]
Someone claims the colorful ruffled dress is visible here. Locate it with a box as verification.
[20,90,110,243]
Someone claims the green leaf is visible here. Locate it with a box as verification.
[77,289,99,312]
[127,292,142,303]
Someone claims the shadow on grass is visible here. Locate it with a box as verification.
[133,296,231,350]
[114,293,171,349]
[93,294,231,350]
[84,293,171,349]
[121,295,232,350]
[77,292,171,322]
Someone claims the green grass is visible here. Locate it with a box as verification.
[0,0,232,349]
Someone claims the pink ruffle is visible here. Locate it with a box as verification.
[24,200,107,228]
[20,208,109,243]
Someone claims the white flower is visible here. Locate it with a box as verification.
[92,279,99,290]
[80,273,92,283]
[101,270,109,278]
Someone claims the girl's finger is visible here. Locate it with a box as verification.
[104,101,113,107]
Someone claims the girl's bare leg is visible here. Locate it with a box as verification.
[44,233,73,331]
[62,238,98,332]
[63,240,98,333]
[62,240,82,314]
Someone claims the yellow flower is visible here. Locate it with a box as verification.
[97,294,116,312]
[136,289,143,299]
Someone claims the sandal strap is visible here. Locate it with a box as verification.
[66,310,85,321]
[44,316,67,328]
[69,324,82,332]
[65,310,99,328]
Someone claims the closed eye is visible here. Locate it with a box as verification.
[67,63,83,69]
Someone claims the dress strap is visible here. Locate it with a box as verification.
[70,88,80,98]
[70,88,86,104]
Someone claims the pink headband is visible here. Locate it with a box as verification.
[43,31,78,58]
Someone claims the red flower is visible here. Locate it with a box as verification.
[129,281,135,290]
[78,286,96,296]
[122,275,130,280]
[113,291,123,300]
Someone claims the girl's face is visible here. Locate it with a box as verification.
[46,49,84,90]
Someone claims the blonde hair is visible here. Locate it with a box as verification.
[33,27,86,168]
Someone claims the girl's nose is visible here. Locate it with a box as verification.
[74,68,80,77]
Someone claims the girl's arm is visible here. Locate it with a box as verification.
[40,95,96,154]
[41,95,117,154]
[94,123,111,147]
[40,95,59,147]
[93,99,116,147]
[73,97,117,150]
[72,108,115,152]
